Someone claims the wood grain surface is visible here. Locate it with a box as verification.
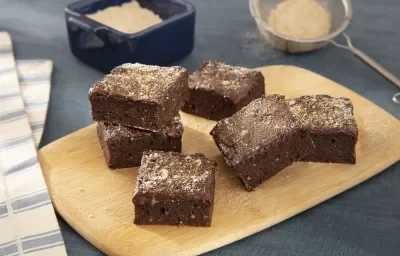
[38,66,400,256]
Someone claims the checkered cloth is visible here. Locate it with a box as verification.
[0,32,66,255]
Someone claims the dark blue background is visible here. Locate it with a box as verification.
[1,0,399,255]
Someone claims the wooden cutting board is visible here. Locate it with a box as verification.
[38,66,400,256]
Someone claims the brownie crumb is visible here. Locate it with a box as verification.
[287,95,358,164]
[211,94,315,191]
[182,60,265,121]
[97,116,183,169]
[133,151,216,227]
[89,63,188,131]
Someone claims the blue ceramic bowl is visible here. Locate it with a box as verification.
[65,0,195,73]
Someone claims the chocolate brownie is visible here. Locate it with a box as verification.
[287,95,358,164]
[210,94,315,191]
[97,116,183,169]
[89,63,188,131]
[133,151,216,227]
[182,60,265,121]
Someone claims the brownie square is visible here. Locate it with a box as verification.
[210,95,315,191]
[287,95,358,164]
[182,60,265,121]
[97,116,183,169]
[89,63,188,131]
[133,151,216,227]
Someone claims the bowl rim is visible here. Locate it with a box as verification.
[65,0,195,38]
[249,0,352,43]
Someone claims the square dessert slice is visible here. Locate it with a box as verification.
[287,95,358,164]
[133,151,216,227]
[210,94,315,191]
[89,63,188,131]
[97,116,183,169]
[182,60,265,121]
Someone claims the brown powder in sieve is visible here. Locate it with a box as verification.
[268,0,331,39]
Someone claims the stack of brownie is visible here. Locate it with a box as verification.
[88,63,189,169]
[211,94,358,191]
[89,63,219,227]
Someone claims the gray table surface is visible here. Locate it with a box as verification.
[1,0,399,255]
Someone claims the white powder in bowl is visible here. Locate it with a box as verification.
[268,0,331,39]
[87,1,162,34]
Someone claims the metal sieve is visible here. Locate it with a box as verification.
[249,0,400,104]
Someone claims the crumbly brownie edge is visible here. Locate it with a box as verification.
[181,88,236,121]
[96,120,183,169]
[300,130,357,164]
[162,69,189,121]
[235,72,265,111]
[287,95,358,164]
[97,122,113,168]
[212,127,314,191]
[89,90,165,131]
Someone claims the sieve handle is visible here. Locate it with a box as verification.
[351,47,400,90]
[331,33,400,89]
[330,33,400,104]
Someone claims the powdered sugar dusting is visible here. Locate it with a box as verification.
[189,60,264,103]
[101,115,183,141]
[120,63,145,68]
[288,95,357,134]
[134,151,216,197]
[159,169,169,180]
[211,94,299,164]
[89,63,187,102]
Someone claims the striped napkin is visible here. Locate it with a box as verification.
[0,32,67,255]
